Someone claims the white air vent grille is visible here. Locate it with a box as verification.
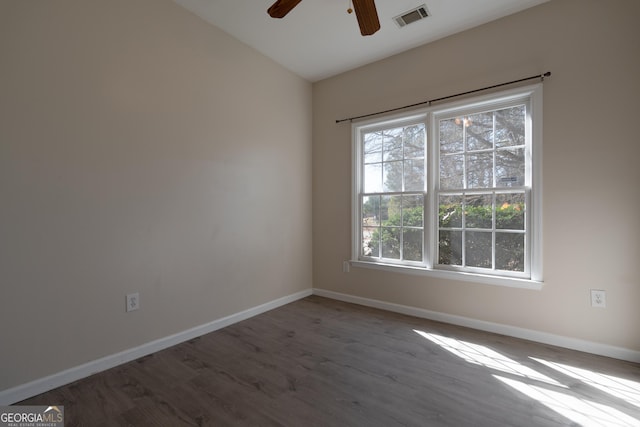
[394,5,430,28]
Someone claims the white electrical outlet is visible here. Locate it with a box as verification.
[343,261,351,273]
[126,292,140,312]
[590,289,606,308]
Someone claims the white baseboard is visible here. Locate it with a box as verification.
[4,286,637,405]
[312,288,640,364]
[0,289,312,405]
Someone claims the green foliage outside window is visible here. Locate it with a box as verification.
[438,200,525,271]
[367,205,424,261]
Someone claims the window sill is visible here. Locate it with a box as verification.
[349,260,543,290]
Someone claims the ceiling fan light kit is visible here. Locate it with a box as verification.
[267,0,381,36]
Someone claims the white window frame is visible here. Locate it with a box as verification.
[351,84,543,289]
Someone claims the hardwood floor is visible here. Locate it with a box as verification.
[20,296,640,426]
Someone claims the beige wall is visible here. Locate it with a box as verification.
[313,0,640,351]
[0,0,312,390]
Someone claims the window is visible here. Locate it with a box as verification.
[352,85,542,287]
[360,121,426,264]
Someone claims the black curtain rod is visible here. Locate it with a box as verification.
[335,71,551,124]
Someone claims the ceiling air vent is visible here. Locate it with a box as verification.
[393,5,430,28]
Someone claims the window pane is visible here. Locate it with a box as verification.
[496,232,525,271]
[466,231,492,268]
[362,226,379,257]
[404,159,424,191]
[466,112,493,151]
[383,161,403,192]
[402,195,423,227]
[439,195,462,228]
[364,132,382,163]
[440,118,463,154]
[495,105,525,148]
[404,124,425,159]
[439,230,462,265]
[381,195,401,226]
[496,193,525,230]
[440,154,464,189]
[465,194,493,229]
[381,227,401,259]
[496,147,525,187]
[364,151,382,165]
[466,152,493,188]
[403,229,423,261]
[383,128,403,161]
[364,150,382,164]
[364,163,382,193]
[362,195,380,226]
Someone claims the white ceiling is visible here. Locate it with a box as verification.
[174,0,549,82]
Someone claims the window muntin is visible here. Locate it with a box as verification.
[353,85,541,283]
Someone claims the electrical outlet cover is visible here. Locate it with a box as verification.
[590,289,606,308]
[126,292,140,312]
[343,261,351,273]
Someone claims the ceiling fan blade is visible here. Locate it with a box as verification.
[267,0,303,18]
[352,0,380,36]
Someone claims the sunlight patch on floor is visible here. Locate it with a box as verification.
[531,357,640,410]
[413,330,562,386]
[414,330,640,426]
[494,375,640,427]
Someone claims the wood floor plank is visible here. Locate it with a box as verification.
[19,296,640,426]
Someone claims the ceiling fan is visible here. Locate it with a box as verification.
[267,0,381,36]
